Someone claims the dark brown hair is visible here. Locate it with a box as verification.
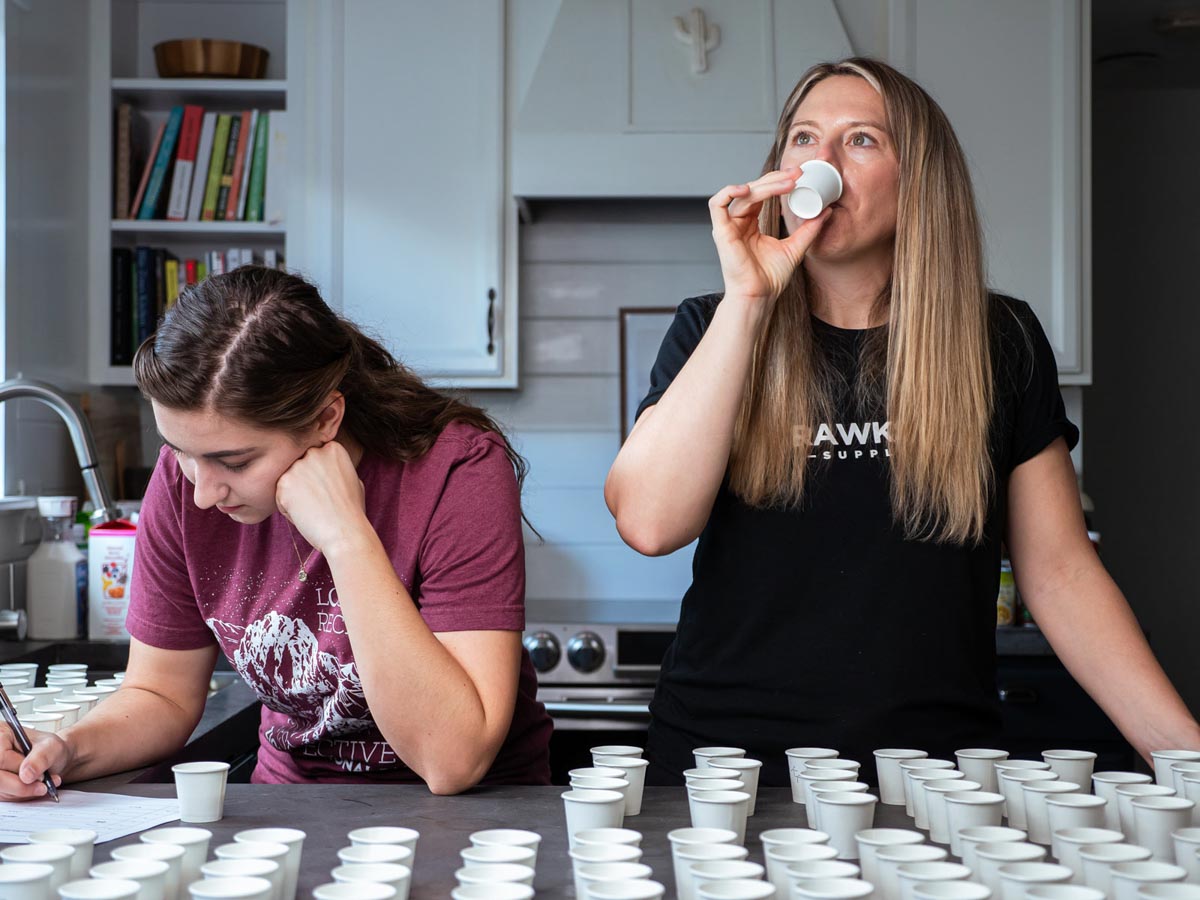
[133,266,533,519]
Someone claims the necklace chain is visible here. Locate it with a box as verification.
[287,525,318,583]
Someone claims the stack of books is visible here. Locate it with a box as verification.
[114,104,287,224]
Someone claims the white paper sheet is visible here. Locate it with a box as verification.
[0,791,179,843]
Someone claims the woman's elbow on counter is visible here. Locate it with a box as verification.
[424,758,492,796]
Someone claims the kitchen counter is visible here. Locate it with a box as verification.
[68,785,924,898]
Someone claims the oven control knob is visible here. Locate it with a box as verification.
[567,631,606,674]
[523,631,561,672]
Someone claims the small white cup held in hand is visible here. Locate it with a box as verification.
[787,160,843,219]
[172,761,230,824]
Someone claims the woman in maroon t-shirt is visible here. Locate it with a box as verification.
[0,267,551,795]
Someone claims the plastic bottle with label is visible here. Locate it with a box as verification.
[26,495,87,640]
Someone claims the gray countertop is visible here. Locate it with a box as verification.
[65,785,923,899]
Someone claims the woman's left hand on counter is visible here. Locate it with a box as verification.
[275,440,371,556]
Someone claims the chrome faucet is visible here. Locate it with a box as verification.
[0,378,124,525]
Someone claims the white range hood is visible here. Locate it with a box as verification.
[510,0,854,197]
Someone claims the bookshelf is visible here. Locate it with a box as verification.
[87,0,290,387]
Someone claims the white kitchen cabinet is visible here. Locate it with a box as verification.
[290,0,517,388]
[511,0,853,197]
[890,0,1091,382]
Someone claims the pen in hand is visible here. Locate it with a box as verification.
[0,683,59,802]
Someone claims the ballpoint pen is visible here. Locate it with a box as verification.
[0,683,59,802]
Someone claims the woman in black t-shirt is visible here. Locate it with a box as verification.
[605,57,1200,786]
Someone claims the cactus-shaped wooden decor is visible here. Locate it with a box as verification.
[674,7,721,74]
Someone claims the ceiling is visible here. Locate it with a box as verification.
[1093,0,1200,90]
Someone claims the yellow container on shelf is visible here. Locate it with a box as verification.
[996,560,1016,626]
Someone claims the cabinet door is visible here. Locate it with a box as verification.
[333,1,510,383]
[890,0,1089,380]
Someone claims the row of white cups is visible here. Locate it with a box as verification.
[553,744,1200,900]
[0,663,124,734]
[0,824,432,900]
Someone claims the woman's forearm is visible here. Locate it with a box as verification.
[1021,554,1200,762]
[605,294,767,555]
[324,529,505,793]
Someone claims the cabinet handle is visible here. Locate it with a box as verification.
[486,288,496,355]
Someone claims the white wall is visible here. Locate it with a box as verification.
[1084,87,1200,716]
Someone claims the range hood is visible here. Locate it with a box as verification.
[510,0,854,197]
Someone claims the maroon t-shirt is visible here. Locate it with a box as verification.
[127,422,551,785]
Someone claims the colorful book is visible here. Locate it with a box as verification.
[264,111,287,226]
[164,258,180,310]
[215,113,245,220]
[110,247,134,365]
[185,258,198,286]
[166,105,204,220]
[129,121,165,220]
[245,111,269,222]
[137,106,185,219]
[186,113,217,221]
[134,246,155,346]
[228,110,258,221]
[201,114,233,221]
[153,248,167,321]
[197,261,208,282]
[114,104,133,220]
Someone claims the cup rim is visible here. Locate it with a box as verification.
[786,748,839,758]
[589,745,643,755]
[956,749,1010,759]
[876,749,930,759]
[567,843,641,862]
[1151,750,1200,761]
[790,877,874,900]
[349,826,421,843]
[57,879,144,899]
[90,859,171,877]
[675,843,749,862]
[28,828,97,844]
[760,827,831,844]
[1076,844,1152,861]
[200,859,279,877]
[693,747,746,756]
[1043,750,1099,760]
[853,828,923,846]
[973,843,1046,861]
[141,827,214,844]
[1023,781,1082,794]
[186,875,276,898]
[234,828,306,844]
[2,842,75,861]
[709,758,763,770]
[690,790,751,804]
[594,756,650,769]
[995,862,1072,880]
[811,791,877,806]
[560,788,624,803]
[927,779,981,793]
[1092,771,1153,782]
[172,761,231,775]
[112,844,186,861]
[573,827,641,844]
[1046,794,1107,807]
[944,791,1005,804]
[667,827,738,844]
[1051,828,1124,843]
[0,862,56,881]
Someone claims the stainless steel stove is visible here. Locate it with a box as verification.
[523,622,674,731]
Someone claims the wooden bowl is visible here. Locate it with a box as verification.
[153,39,269,79]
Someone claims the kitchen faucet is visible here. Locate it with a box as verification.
[0,378,124,525]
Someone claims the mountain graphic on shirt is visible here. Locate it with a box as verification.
[207,611,374,749]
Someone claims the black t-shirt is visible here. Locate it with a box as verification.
[636,293,1080,786]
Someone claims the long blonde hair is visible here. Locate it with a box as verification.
[731,57,994,545]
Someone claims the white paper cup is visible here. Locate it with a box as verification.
[688,768,744,785]
[787,749,839,803]
[912,770,965,831]
[1118,785,1179,842]
[854,829,923,886]
[1023,781,1082,845]
[759,828,830,852]
[1025,886,1105,900]
[313,884,398,900]
[788,159,843,219]
[1136,886,1200,900]
[877,750,930,805]
[1152,752,1200,788]
[695,747,747,770]
[595,755,651,816]
[591,745,644,760]
[1093,772,1154,830]
[112,844,185,900]
[669,827,740,887]
[1130,798,1195,861]
[33,702,79,728]
[944,791,1006,856]
[955,749,1009,794]
[233,829,304,900]
[20,712,63,733]
[571,844,644,899]
[803,771,860,817]
[926,779,981,845]
[2,843,74,894]
[172,762,230,823]
[675,844,750,900]
[1167,763,1200,798]
[1170,827,1200,880]
[564,789,626,848]
[901,762,957,819]
[786,859,860,897]
[711,758,764,815]
[91,859,170,900]
[1049,827,1124,882]
[998,770,1059,830]
[895,861,971,900]
[808,782,869,831]
[572,828,642,853]
[73,685,118,704]
[763,845,838,895]
[28,828,96,880]
[141,828,212,888]
[20,687,63,700]
[338,845,414,869]
[1108,861,1188,900]
[806,759,861,776]
[0,862,54,900]
[589,882,667,900]
[572,767,627,781]
[912,884,992,900]
[1046,794,1108,838]
[815,792,877,859]
[469,828,540,868]
[213,840,289,897]
[957,827,1028,874]
[793,879,875,900]
[996,760,1052,815]
[58,879,143,900]
[186,877,273,900]
[995,862,1072,900]
[688,860,763,897]
[347,827,420,854]
[875,845,949,900]
[460,842,536,869]
[57,693,98,717]
[695,882,774,900]
[972,843,1047,896]
[576,862,652,899]
[200,860,283,900]
[1078,843,1153,894]
[331,863,412,897]
[9,693,34,716]
[1043,751,1098,787]
[573,775,631,791]
[692,790,753,845]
